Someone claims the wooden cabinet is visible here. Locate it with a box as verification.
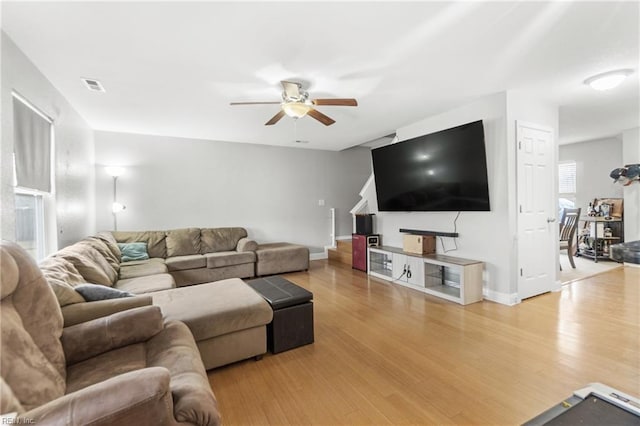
[368,246,484,305]
[392,253,425,287]
[352,234,368,272]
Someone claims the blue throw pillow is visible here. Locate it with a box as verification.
[75,283,134,301]
[117,242,149,262]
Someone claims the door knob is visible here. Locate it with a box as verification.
[547,217,556,223]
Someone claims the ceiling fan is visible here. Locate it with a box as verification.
[230,80,358,126]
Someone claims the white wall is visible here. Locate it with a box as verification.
[360,91,558,304]
[1,32,95,249]
[622,127,639,242]
[94,131,371,253]
[363,92,514,302]
[559,137,623,214]
[506,92,560,287]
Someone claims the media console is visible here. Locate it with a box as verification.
[368,245,483,305]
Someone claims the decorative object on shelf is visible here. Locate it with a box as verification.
[610,164,640,186]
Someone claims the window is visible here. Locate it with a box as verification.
[15,192,45,260]
[558,161,577,195]
[12,92,54,260]
[558,161,577,217]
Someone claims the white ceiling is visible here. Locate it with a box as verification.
[2,1,638,151]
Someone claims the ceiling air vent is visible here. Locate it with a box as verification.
[81,78,105,93]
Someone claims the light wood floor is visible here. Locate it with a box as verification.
[208,260,639,425]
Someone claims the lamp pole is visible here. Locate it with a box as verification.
[112,175,118,231]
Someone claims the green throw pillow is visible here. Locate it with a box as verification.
[117,242,149,262]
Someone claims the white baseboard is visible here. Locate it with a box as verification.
[336,235,352,240]
[483,289,519,305]
[310,252,328,261]
[624,262,640,268]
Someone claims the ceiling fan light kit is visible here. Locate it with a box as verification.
[282,101,312,118]
[230,80,358,126]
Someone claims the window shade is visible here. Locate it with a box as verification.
[558,161,576,194]
[13,96,51,192]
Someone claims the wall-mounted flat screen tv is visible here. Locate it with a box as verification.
[371,120,490,212]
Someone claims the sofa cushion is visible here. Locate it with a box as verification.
[200,227,247,254]
[82,237,120,273]
[95,231,121,262]
[165,255,206,272]
[75,284,134,301]
[255,242,310,276]
[151,278,272,342]
[237,237,258,252]
[0,377,25,414]
[119,260,168,280]
[118,242,149,262]
[56,250,113,287]
[121,258,165,267]
[0,242,66,411]
[145,321,221,425]
[112,231,167,258]
[66,344,147,393]
[39,257,86,306]
[166,228,201,257]
[205,251,255,269]
[115,274,175,294]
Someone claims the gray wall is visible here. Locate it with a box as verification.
[559,137,623,214]
[94,131,371,253]
[1,32,95,249]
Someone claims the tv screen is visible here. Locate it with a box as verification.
[371,120,490,212]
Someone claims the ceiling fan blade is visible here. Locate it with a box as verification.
[312,98,358,107]
[307,108,336,126]
[281,81,301,99]
[230,101,281,105]
[265,110,286,126]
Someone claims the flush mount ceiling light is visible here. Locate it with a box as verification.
[584,69,634,91]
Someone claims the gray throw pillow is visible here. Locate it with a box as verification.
[75,283,134,301]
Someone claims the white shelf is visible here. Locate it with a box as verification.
[368,246,484,305]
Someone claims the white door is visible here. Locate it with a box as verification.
[517,121,557,300]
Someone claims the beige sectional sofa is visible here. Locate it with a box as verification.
[1,241,221,425]
[111,227,258,288]
[41,229,275,370]
[39,227,310,370]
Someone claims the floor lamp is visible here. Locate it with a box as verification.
[105,166,126,231]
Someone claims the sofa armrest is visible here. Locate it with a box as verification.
[61,295,152,327]
[21,368,177,425]
[62,306,163,364]
[237,237,257,252]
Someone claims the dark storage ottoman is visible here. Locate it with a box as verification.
[247,276,314,353]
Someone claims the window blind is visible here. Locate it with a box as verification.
[558,161,576,194]
[13,96,51,192]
